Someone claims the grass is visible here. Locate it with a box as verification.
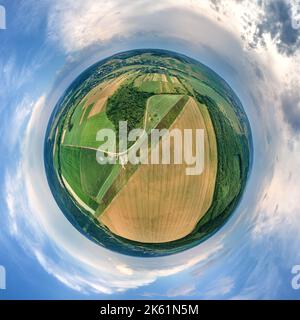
[139,81,161,93]
[80,148,116,199]
[95,164,121,205]
[63,110,115,149]
[156,95,189,130]
[63,100,86,146]
[60,144,120,208]
[80,112,115,148]
[146,94,183,130]
[59,145,98,210]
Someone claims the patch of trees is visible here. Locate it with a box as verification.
[106,83,153,134]
[194,91,250,227]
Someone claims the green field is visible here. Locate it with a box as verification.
[146,94,183,130]
[59,146,98,210]
[63,111,115,149]
[80,149,116,198]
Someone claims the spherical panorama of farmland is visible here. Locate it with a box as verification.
[44,49,252,257]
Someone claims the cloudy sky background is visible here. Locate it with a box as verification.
[0,0,300,299]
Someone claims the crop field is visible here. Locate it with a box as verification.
[145,94,184,130]
[80,148,116,198]
[95,164,121,203]
[63,111,114,149]
[59,144,120,211]
[99,97,218,243]
[134,73,185,94]
[59,145,98,211]
[85,76,126,118]
[80,112,115,148]
[62,76,126,148]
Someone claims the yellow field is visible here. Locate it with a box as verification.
[161,74,168,82]
[170,76,180,84]
[99,97,218,243]
[78,76,126,124]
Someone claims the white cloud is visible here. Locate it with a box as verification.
[143,282,196,298]
[2,0,300,298]
[47,0,175,53]
[204,277,235,298]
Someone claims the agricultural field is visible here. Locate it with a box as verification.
[145,94,184,130]
[45,49,252,257]
[134,73,185,94]
[99,97,217,243]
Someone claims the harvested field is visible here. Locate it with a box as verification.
[87,76,126,118]
[99,97,217,243]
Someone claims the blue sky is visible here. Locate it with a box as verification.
[0,0,300,300]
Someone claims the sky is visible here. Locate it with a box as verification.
[0,0,300,299]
